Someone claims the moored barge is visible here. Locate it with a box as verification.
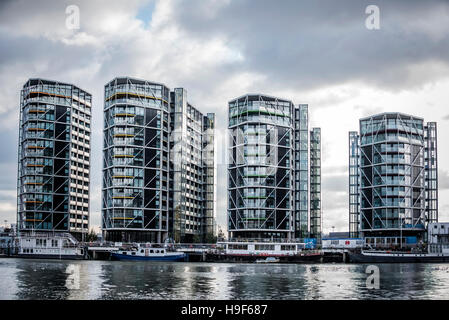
[206,241,322,263]
[349,248,449,263]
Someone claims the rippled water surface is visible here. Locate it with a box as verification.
[1,258,449,299]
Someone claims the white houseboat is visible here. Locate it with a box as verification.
[14,232,85,260]
[207,241,322,263]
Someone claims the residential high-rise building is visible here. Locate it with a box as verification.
[169,88,216,243]
[227,94,321,241]
[349,112,438,243]
[102,77,215,243]
[202,113,217,240]
[102,77,170,243]
[17,78,92,240]
[309,127,322,242]
[294,105,309,239]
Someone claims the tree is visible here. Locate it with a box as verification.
[205,233,217,244]
[217,227,226,241]
[86,229,98,242]
[192,234,201,243]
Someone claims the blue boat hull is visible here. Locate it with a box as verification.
[111,252,186,262]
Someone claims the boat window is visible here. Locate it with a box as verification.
[228,244,248,250]
[150,250,154,253]
[255,244,275,251]
[155,250,159,253]
[132,252,136,255]
[122,252,127,255]
[141,249,144,253]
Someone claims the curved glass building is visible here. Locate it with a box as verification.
[102,78,216,243]
[349,112,438,243]
[228,94,321,241]
[17,79,92,240]
[102,77,170,242]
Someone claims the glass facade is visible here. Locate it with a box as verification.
[310,128,321,242]
[169,89,216,243]
[349,113,438,241]
[425,122,438,225]
[349,131,360,238]
[17,79,91,240]
[102,78,216,243]
[294,105,309,238]
[228,94,321,241]
[102,77,170,243]
[202,113,216,240]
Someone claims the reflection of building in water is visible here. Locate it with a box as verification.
[226,265,308,299]
[15,261,71,299]
[65,262,105,300]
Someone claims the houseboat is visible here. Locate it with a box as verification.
[348,247,449,263]
[349,223,449,263]
[14,232,85,260]
[206,241,322,263]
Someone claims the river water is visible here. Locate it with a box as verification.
[1,258,449,299]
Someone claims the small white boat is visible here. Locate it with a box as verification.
[255,257,280,263]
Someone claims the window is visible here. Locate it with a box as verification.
[228,244,248,250]
[255,244,274,251]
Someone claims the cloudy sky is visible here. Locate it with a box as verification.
[1,0,449,235]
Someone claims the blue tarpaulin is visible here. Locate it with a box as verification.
[304,238,317,249]
[405,236,417,244]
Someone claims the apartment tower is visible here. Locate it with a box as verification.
[17,78,92,240]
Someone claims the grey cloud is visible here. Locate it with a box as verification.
[0,130,18,163]
[0,163,17,190]
[168,0,449,93]
[439,170,449,190]
[322,175,347,193]
[353,105,384,118]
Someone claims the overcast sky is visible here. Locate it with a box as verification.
[1,0,449,234]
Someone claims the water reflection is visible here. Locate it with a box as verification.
[1,259,449,300]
